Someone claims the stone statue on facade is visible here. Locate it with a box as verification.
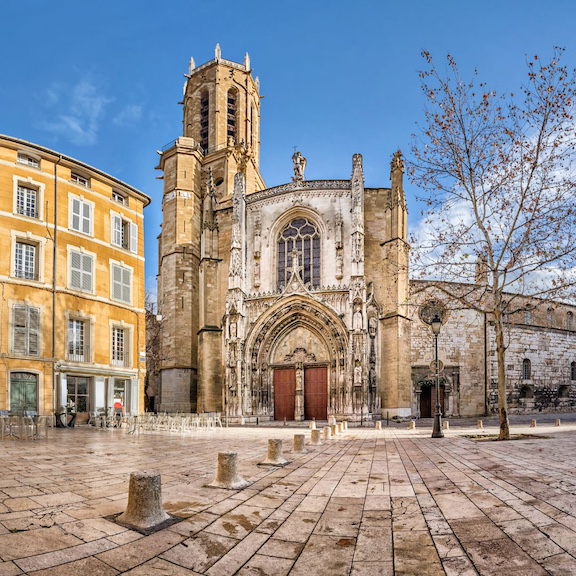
[292,151,306,181]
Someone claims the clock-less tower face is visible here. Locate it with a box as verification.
[182,56,265,200]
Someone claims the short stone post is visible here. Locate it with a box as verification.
[337,423,343,434]
[309,421,316,430]
[310,429,322,446]
[322,426,332,441]
[442,421,450,430]
[209,452,251,490]
[409,420,416,430]
[477,420,483,429]
[530,419,537,428]
[328,415,336,426]
[293,434,306,454]
[330,424,338,437]
[260,439,289,466]
[375,421,382,430]
[555,419,561,427]
[117,471,170,531]
[343,421,348,431]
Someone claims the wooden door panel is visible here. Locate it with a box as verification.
[304,367,327,421]
[274,368,295,421]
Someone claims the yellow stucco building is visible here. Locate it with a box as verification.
[0,135,150,422]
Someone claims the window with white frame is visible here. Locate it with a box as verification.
[12,305,40,356]
[112,326,130,367]
[111,212,137,253]
[14,240,39,280]
[69,250,94,293]
[112,190,127,205]
[111,264,132,304]
[69,196,93,235]
[16,184,38,218]
[68,318,90,362]
[17,153,40,168]
[71,172,90,187]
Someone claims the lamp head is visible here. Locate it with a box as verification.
[431,314,442,335]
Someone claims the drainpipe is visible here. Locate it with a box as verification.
[51,156,62,415]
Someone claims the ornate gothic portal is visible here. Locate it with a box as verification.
[228,297,352,421]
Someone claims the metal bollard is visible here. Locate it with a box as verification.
[117,471,170,530]
[209,452,251,490]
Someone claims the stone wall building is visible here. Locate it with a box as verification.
[0,135,150,422]
[156,48,576,421]
[156,48,411,421]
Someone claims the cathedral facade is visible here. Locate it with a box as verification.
[156,48,576,421]
[156,48,411,421]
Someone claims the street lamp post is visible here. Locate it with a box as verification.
[431,314,444,438]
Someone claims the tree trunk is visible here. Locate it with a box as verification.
[494,313,510,440]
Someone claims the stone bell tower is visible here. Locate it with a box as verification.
[157,45,265,412]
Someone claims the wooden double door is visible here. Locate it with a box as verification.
[273,366,327,421]
[420,384,445,418]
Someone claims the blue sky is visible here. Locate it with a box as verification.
[3,0,576,297]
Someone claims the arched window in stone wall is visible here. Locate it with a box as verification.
[200,91,209,152]
[277,218,321,290]
[571,361,576,381]
[227,89,237,143]
[522,358,532,380]
[567,311,573,331]
[547,307,554,327]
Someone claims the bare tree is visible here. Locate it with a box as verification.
[410,48,576,439]
[145,292,160,412]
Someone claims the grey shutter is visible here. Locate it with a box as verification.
[12,305,27,354]
[28,307,40,356]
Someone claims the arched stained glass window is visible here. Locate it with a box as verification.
[277,218,320,289]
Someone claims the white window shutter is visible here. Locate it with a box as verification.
[112,265,123,301]
[71,198,80,231]
[112,215,121,246]
[130,222,138,254]
[82,202,91,235]
[122,268,132,303]
[70,251,82,289]
[81,254,93,292]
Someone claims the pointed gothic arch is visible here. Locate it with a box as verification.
[243,295,349,420]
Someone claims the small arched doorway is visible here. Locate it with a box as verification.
[420,381,445,418]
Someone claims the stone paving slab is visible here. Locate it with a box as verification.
[1,419,576,574]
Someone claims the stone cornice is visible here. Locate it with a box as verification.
[246,180,351,206]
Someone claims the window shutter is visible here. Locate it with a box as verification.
[28,307,40,356]
[81,254,93,292]
[70,251,82,289]
[130,223,138,254]
[82,202,91,235]
[112,214,122,246]
[122,268,131,304]
[112,265,123,301]
[71,198,81,231]
[12,305,27,354]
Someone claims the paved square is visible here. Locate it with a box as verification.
[0,418,575,575]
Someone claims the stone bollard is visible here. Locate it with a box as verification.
[328,415,336,426]
[442,421,449,430]
[293,434,306,454]
[409,420,416,430]
[343,421,348,431]
[209,452,251,490]
[309,421,316,430]
[323,426,332,441]
[260,439,289,466]
[375,421,382,430]
[555,419,561,427]
[530,419,537,428]
[310,429,323,446]
[477,420,483,429]
[117,471,170,531]
[337,423,343,434]
[330,424,338,437]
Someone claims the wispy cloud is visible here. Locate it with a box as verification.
[113,104,143,127]
[40,77,113,145]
